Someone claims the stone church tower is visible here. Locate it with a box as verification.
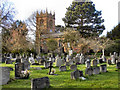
[35,9,55,54]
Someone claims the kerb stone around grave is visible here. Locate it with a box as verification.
[59,66,67,71]
[31,77,50,90]
[0,67,10,85]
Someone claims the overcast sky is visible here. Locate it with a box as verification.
[9,0,120,36]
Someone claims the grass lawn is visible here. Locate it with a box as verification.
[0,62,119,89]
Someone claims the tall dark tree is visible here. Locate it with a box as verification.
[62,0,105,37]
[107,23,120,40]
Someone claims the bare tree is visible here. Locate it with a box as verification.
[26,11,43,55]
[0,0,16,30]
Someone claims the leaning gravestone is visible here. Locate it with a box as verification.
[85,67,93,76]
[93,67,100,75]
[70,65,77,70]
[31,77,50,90]
[59,66,67,71]
[0,67,10,85]
[100,64,107,72]
[71,70,83,80]
[15,63,25,79]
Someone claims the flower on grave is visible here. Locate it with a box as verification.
[20,69,30,78]
[51,68,56,74]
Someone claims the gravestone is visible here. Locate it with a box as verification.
[100,64,107,72]
[85,60,91,68]
[92,60,97,66]
[93,67,100,75]
[59,66,67,71]
[24,60,30,70]
[116,62,120,69]
[29,56,35,64]
[68,59,74,65]
[5,58,12,64]
[80,54,85,64]
[0,67,10,85]
[44,61,49,69]
[16,58,21,63]
[15,63,25,79]
[70,65,77,70]
[55,57,63,67]
[71,70,83,80]
[85,67,93,76]
[111,55,115,64]
[31,77,50,90]
[107,59,111,65]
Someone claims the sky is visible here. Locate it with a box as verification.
[9,0,120,36]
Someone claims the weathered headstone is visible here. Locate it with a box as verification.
[71,70,83,80]
[100,64,107,72]
[85,67,93,76]
[70,65,77,70]
[59,66,67,71]
[0,67,10,85]
[31,77,50,90]
[93,67,100,75]
[68,59,74,65]
[15,63,25,79]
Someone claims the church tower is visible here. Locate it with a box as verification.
[35,9,55,54]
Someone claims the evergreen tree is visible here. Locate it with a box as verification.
[62,0,105,37]
[107,23,120,40]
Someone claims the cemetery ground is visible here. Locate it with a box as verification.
[1,62,119,89]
